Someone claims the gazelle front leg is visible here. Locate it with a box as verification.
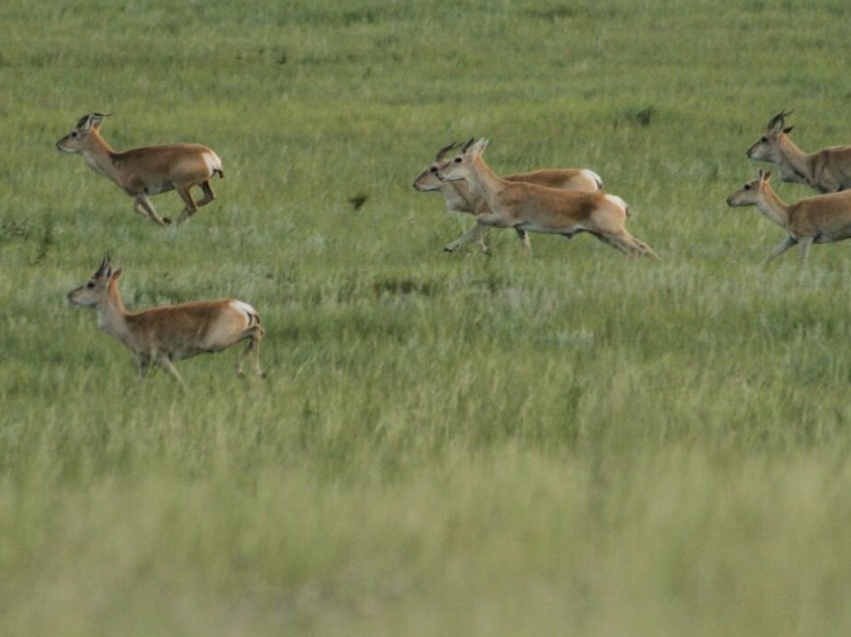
[136,354,153,380]
[514,228,531,251]
[797,236,814,263]
[157,356,188,390]
[765,235,798,263]
[133,193,169,227]
[444,224,481,252]
[473,220,490,254]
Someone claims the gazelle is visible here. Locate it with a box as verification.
[56,113,224,226]
[435,139,659,259]
[746,110,851,193]
[413,141,604,253]
[726,168,851,262]
[67,256,265,389]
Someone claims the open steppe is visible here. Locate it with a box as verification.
[3,0,851,634]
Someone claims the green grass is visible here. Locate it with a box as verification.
[3,0,851,634]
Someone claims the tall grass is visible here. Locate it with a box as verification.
[3,0,851,634]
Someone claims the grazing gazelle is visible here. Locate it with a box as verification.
[726,168,851,263]
[56,112,224,226]
[436,139,659,259]
[746,110,851,194]
[68,256,265,389]
[413,141,604,253]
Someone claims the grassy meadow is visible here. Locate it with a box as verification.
[4,0,851,634]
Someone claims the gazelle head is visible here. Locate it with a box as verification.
[56,112,111,153]
[436,138,488,182]
[746,110,794,162]
[727,169,771,207]
[412,141,462,191]
[67,255,122,307]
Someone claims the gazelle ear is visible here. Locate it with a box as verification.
[89,112,110,130]
[783,126,794,135]
[76,113,95,133]
[78,112,109,132]
[472,138,489,155]
[761,170,772,182]
[111,267,123,281]
[767,109,792,135]
[95,254,114,279]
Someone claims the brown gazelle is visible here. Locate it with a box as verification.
[726,168,851,263]
[68,256,265,389]
[746,110,851,193]
[56,113,224,226]
[435,139,659,259]
[413,141,604,253]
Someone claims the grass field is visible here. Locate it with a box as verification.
[3,0,851,634]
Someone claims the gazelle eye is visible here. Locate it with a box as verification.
[744,184,751,190]
[454,157,462,163]
[86,282,95,288]
[761,136,768,142]
[430,167,438,173]
[71,132,78,138]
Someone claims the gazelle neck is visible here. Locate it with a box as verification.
[755,184,791,229]
[777,134,813,187]
[464,155,506,203]
[96,284,132,342]
[443,179,476,211]
[82,131,121,181]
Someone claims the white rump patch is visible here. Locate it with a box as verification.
[604,194,628,212]
[204,151,223,175]
[580,169,604,190]
[230,300,259,326]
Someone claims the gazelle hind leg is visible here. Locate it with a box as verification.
[196,180,216,207]
[628,235,661,260]
[175,187,200,224]
[236,326,266,378]
[592,232,634,257]
[598,230,659,260]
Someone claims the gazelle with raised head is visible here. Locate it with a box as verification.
[435,139,659,259]
[746,110,851,194]
[726,168,851,263]
[67,256,265,389]
[56,113,224,226]
[413,141,604,253]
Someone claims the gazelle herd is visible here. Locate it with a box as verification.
[58,110,851,387]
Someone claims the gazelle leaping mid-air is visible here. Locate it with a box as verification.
[726,168,851,263]
[746,110,851,194]
[435,139,659,259]
[414,141,604,253]
[56,113,224,226]
[68,256,265,389]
